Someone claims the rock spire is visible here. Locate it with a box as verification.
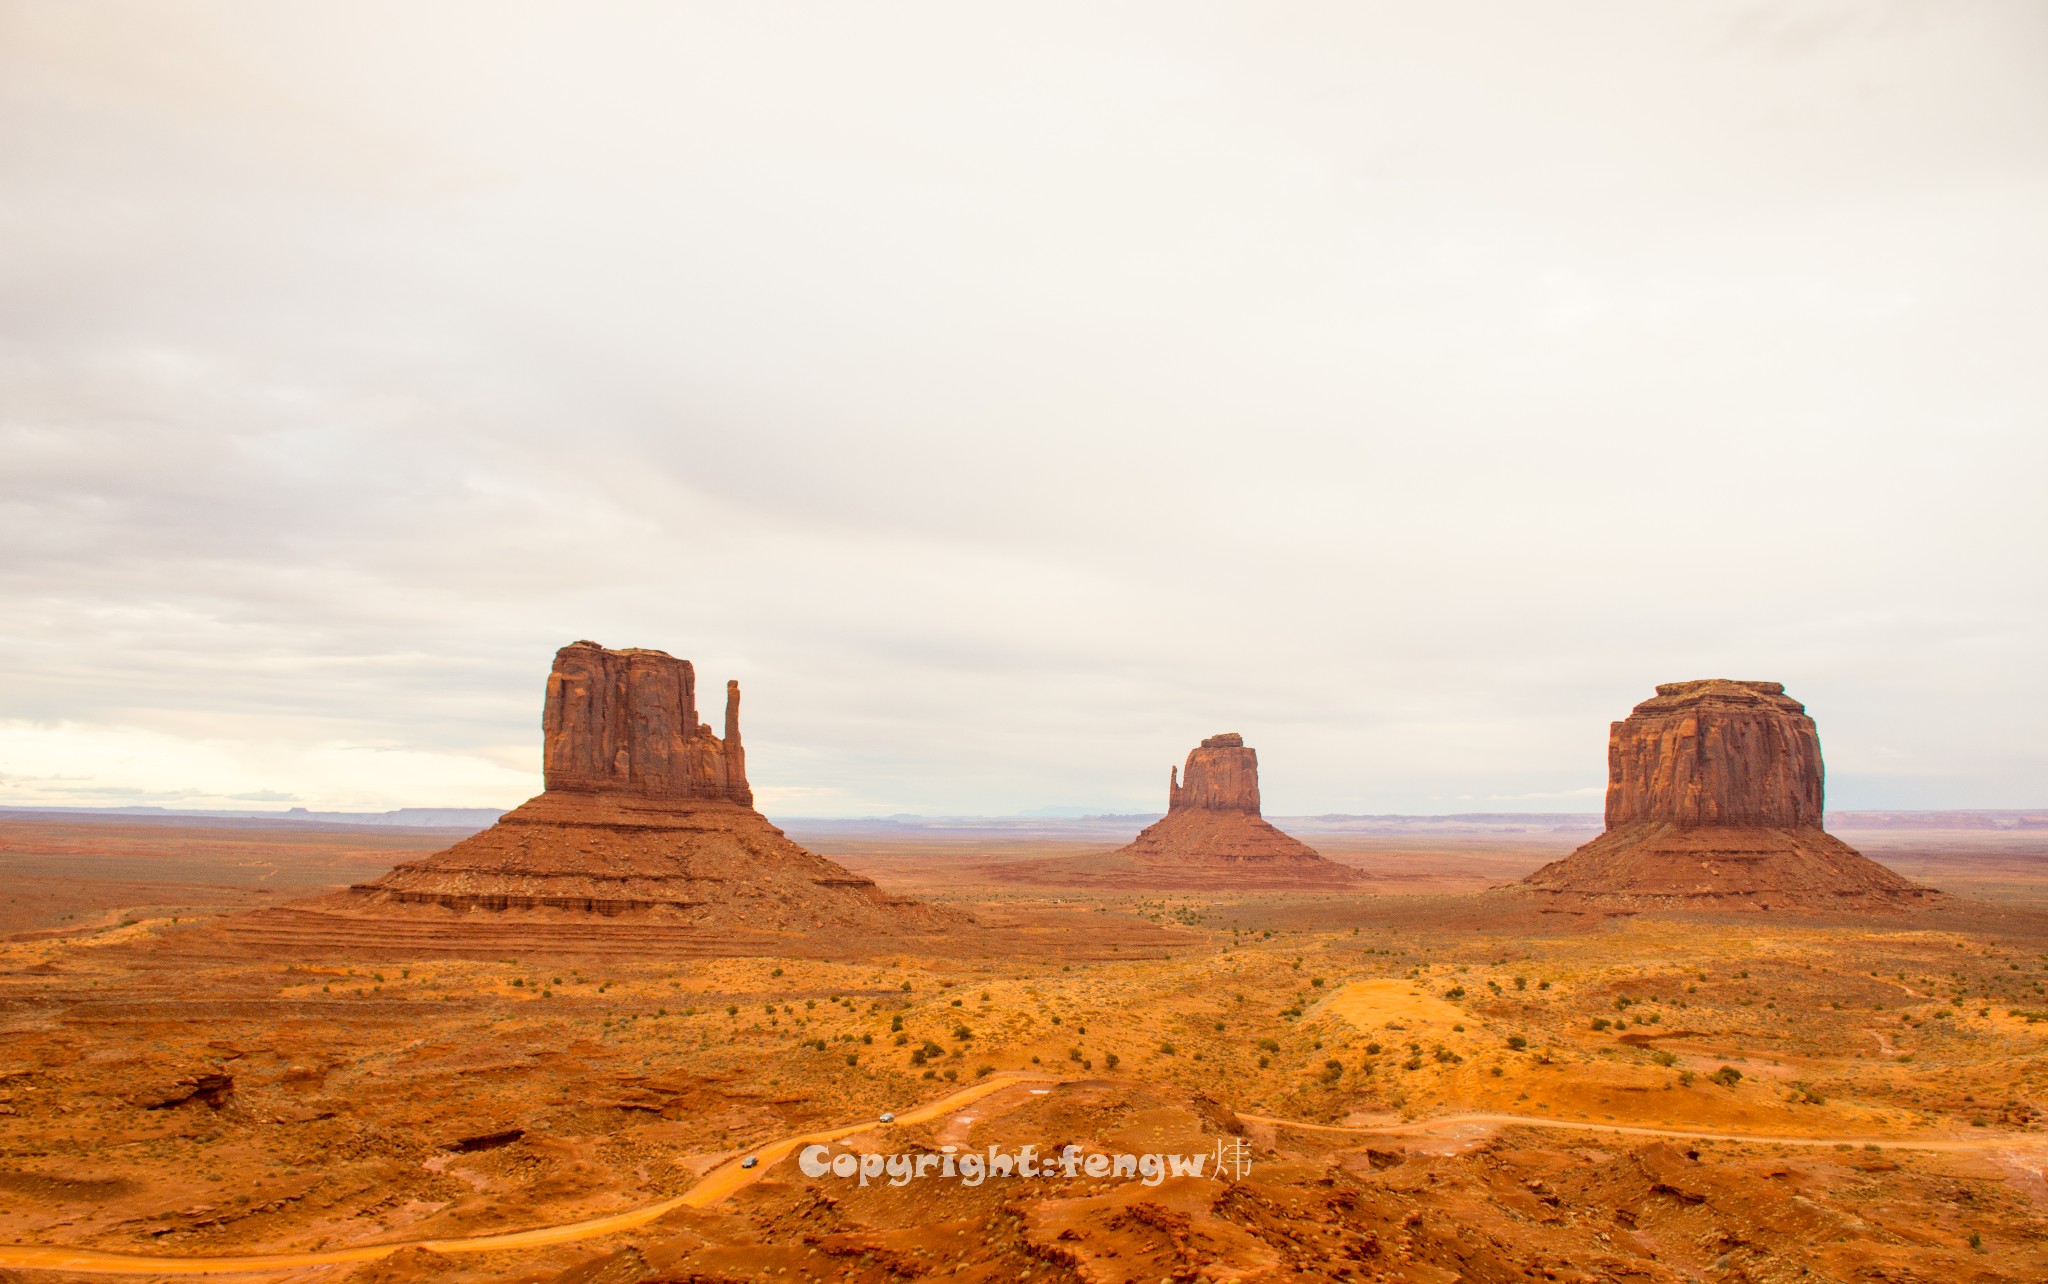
[996,732,1359,890]
[225,641,957,955]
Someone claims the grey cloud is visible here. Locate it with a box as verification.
[1,1,2043,814]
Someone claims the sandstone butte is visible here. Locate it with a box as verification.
[997,733,1362,890]
[1517,679,1936,910]
[219,641,957,957]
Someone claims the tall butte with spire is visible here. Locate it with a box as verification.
[1000,733,1360,889]
[225,641,956,955]
[1517,680,1934,909]
[1114,733,1360,885]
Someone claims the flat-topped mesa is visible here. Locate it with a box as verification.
[1518,678,1934,909]
[1168,732,1261,814]
[1606,680,1820,830]
[542,640,750,805]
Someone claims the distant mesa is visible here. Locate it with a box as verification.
[1516,680,1936,910]
[992,732,1363,890]
[219,641,958,956]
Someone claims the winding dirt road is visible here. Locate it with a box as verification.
[1235,1110,2048,1153]
[2,1078,2040,1277]
[0,1074,1048,1277]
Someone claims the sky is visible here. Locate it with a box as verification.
[2,1,2044,818]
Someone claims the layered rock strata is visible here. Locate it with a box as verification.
[1519,680,1933,909]
[224,642,955,954]
[998,733,1359,889]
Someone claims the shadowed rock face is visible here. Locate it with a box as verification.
[542,641,750,805]
[1520,679,1933,910]
[1168,732,1261,814]
[1605,680,1821,829]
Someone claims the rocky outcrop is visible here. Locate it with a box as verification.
[996,733,1359,890]
[1168,733,1260,813]
[1519,680,1934,910]
[225,641,957,955]
[542,641,750,804]
[1604,680,1821,829]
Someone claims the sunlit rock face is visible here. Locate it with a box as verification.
[1168,732,1261,815]
[222,641,960,954]
[543,641,751,805]
[1603,680,1822,830]
[1519,680,1934,910]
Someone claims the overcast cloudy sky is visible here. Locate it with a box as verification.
[2,2,2043,817]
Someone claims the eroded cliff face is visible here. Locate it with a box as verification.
[542,641,751,805]
[1518,679,1932,908]
[1168,733,1262,815]
[255,639,963,947]
[1016,731,1360,888]
[1604,680,1822,829]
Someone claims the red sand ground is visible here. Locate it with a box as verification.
[3,812,2048,1282]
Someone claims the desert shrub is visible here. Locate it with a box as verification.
[770,967,783,977]
[1256,1037,1281,1053]
[890,1014,904,1032]
[1319,1059,1344,1084]
[952,1024,973,1040]
[1311,978,1324,988]
[1445,986,1466,1000]
[975,1064,993,1077]
[1711,1066,1743,1088]
[1591,1017,1611,1031]
[1514,976,1527,991]
[1650,1049,1677,1067]
[1364,1042,1382,1056]
[1158,1041,1177,1055]
[1506,1035,1528,1050]
[1104,1052,1119,1070]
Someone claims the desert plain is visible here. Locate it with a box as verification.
[4,809,2048,1284]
